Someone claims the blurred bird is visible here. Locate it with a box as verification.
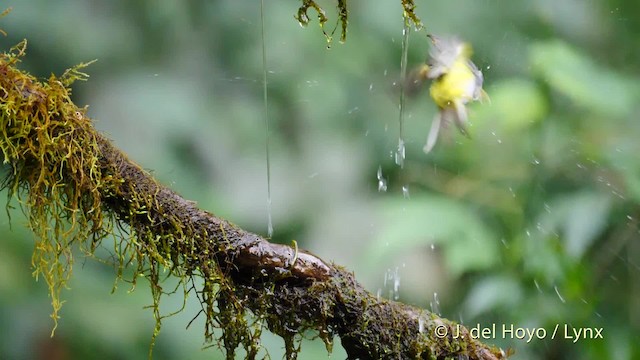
[405,34,488,153]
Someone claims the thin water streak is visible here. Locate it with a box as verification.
[396,17,411,168]
[261,0,273,237]
[377,166,388,192]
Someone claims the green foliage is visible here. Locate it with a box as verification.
[370,195,499,276]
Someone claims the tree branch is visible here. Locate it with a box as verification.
[0,41,506,359]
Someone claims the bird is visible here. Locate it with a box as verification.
[405,34,488,153]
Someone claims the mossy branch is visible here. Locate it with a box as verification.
[0,42,505,359]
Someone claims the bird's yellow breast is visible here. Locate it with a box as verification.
[429,59,476,108]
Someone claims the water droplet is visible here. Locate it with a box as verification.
[534,279,542,293]
[554,286,566,303]
[430,243,435,251]
[393,272,401,300]
[418,317,425,333]
[532,158,540,165]
[402,186,410,199]
[267,197,274,237]
[369,83,374,91]
[377,166,388,192]
[297,15,309,27]
[490,131,502,144]
[486,65,491,70]
[267,221,273,237]
[431,292,440,315]
[395,139,406,167]
[348,106,359,114]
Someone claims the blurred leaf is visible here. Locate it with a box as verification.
[621,168,640,203]
[476,78,547,132]
[369,195,499,276]
[463,275,523,318]
[604,142,640,203]
[537,191,611,259]
[529,40,640,117]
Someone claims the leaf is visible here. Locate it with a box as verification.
[476,78,547,132]
[537,191,611,259]
[463,275,523,318]
[529,40,640,117]
[367,195,499,276]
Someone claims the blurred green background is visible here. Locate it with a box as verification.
[1,1,640,359]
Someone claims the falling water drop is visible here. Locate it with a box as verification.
[393,267,401,300]
[395,138,406,167]
[431,292,441,315]
[396,16,411,168]
[491,131,502,144]
[377,166,388,192]
[554,285,566,303]
[261,0,273,237]
[534,279,542,293]
[402,185,410,199]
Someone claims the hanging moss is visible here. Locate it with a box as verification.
[0,40,260,358]
[0,40,107,333]
[296,0,422,43]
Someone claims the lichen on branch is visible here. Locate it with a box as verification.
[0,43,506,360]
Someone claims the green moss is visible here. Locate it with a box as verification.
[0,40,108,334]
[296,0,422,43]
[0,42,263,358]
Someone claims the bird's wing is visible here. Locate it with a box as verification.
[423,111,442,153]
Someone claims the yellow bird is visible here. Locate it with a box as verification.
[406,35,488,153]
